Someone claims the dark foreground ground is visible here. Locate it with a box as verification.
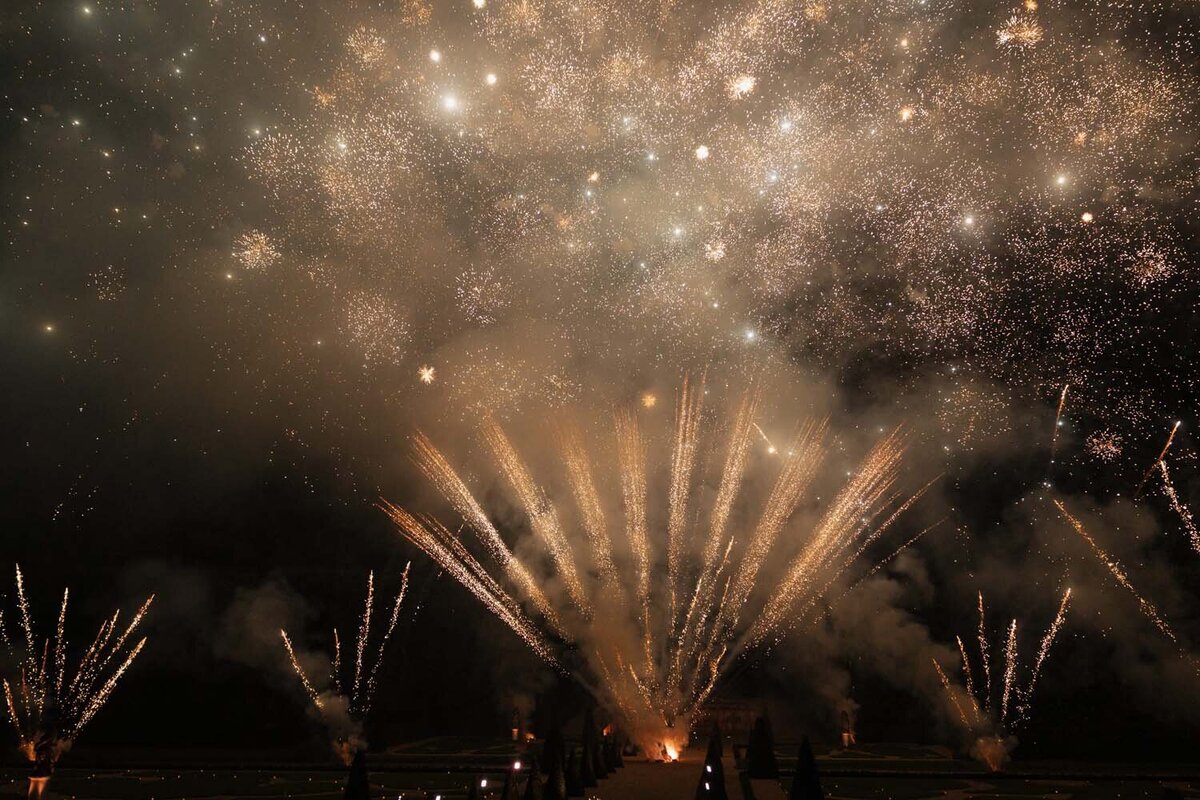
[2,740,1198,799]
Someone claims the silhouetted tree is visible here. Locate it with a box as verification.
[343,749,369,800]
[565,746,585,797]
[542,727,565,777]
[694,735,728,800]
[583,706,607,780]
[544,748,567,800]
[502,765,522,800]
[522,755,545,800]
[789,736,823,800]
[746,716,779,779]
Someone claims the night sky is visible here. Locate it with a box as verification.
[1,0,1198,765]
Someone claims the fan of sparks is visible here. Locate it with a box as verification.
[1,566,154,769]
[933,588,1071,753]
[280,566,410,761]
[383,377,930,744]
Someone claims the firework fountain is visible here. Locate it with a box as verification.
[280,566,410,766]
[383,378,929,757]
[1,565,153,799]
[933,588,1071,771]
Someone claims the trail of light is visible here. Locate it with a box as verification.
[677,387,760,689]
[54,589,68,697]
[1000,620,1018,724]
[933,658,971,727]
[1049,384,1069,461]
[281,630,323,708]
[956,635,983,723]
[412,431,562,630]
[3,569,151,765]
[559,424,620,589]
[667,373,704,645]
[615,407,652,663]
[749,428,903,644]
[1159,460,1200,555]
[1022,587,1071,719]
[382,502,560,665]
[1135,421,1181,496]
[386,384,923,744]
[331,628,343,696]
[977,591,991,711]
[717,419,828,643]
[484,417,589,612]
[1054,500,1178,644]
[352,571,373,705]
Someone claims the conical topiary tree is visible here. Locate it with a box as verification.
[603,737,619,772]
[544,748,567,800]
[746,716,779,779]
[542,726,565,777]
[565,746,584,797]
[522,754,545,800]
[710,721,724,758]
[789,736,823,800]
[502,764,522,800]
[694,735,728,800]
[344,749,370,800]
[581,736,597,787]
[583,706,607,780]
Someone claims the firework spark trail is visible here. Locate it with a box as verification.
[939,588,1072,747]
[614,407,654,680]
[365,564,410,708]
[752,423,774,451]
[387,384,923,744]
[15,567,36,676]
[677,387,760,679]
[748,429,905,645]
[484,419,589,613]
[1159,460,1200,555]
[2,567,152,771]
[1049,384,1069,462]
[933,658,971,727]
[977,592,991,711]
[381,503,559,664]
[833,476,940,582]
[715,419,828,645]
[279,565,414,760]
[833,518,945,603]
[331,629,343,695]
[1054,499,1179,644]
[1022,587,1072,719]
[74,637,147,734]
[412,432,561,631]
[52,591,67,700]
[1135,421,1181,496]
[559,424,620,589]
[281,631,324,708]
[1000,620,1018,724]
[351,571,373,704]
[667,373,704,646]
[956,636,983,723]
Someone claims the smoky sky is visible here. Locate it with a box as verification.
[0,0,1198,760]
